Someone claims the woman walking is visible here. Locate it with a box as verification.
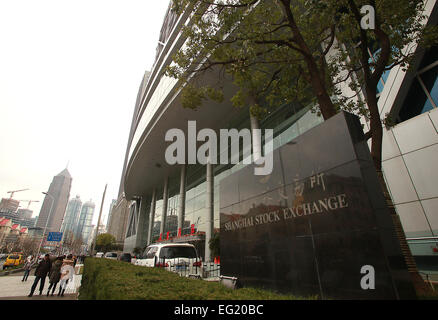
[22,256,34,282]
[58,255,74,297]
[47,257,62,296]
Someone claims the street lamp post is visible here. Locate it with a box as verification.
[91,183,107,256]
[35,192,54,258]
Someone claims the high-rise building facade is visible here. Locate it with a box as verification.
[17,208,33,220]
[75,200,95,245]
[0,198,20,212]
[107,193,130,245]
[118,1,438,267]
[61,195,82,243]
[105,199,117,230]
[36,168,72,234]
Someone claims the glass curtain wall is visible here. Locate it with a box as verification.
[147,100,324,247]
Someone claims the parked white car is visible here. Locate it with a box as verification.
[104,252,118,260]
[95,252,104,258]
[135,243,201,273]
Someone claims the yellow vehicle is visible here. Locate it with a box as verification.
[2,254,25,270]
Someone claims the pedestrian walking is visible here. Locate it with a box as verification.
[58,257,74,297]
[22,256,35,282]
[46,257,62,296]
[28,254,52,297]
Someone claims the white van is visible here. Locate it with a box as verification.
[95,252,104,258]
[135,243,201,273]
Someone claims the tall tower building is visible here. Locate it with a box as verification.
[61,195,82,243]
[36,168,72,234]
[0,198,20,212]
[17,208,33,220]
[105,199,117,230]
[76,200,95,245]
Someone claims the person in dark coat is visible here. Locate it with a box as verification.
[46,257,62,296]
[28,254,52,297]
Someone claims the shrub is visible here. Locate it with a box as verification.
[78,258,313,300]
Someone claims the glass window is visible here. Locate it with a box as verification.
[195,182,206,196]
[159,246,197,259]
[398,65,438,122]
[398,46,438,122]
[185,198,195,213]
[418,65,438,112]
[377,70,390,93]
[194,194,206,211]
[186,188,195,200]
[144,246,158,259]
[105,253,117,258]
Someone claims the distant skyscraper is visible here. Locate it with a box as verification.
[0,198,20,212]
[36,168,72,233]
[17,208,33,220]
[106,199,117,230]
[76,200,95,244]
[61,195,82,243]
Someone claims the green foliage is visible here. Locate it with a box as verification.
[328,0,437,110]
[167,0,437,122]
[167,0,334,115]
[180,84,224,109]
[96,233,116,253]
[79,258,315,300]
[208,232,220,258]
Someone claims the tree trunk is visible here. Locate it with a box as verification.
[278,0,337,121]
[306,60,337,120]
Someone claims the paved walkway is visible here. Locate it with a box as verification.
[0,265,83,300]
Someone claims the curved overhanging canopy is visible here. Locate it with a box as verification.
[124,71,243,200]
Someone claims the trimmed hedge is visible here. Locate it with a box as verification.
[78,258,314,300]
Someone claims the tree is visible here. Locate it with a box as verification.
[167,0,437,294]
[209,231,220,258]
[70,237,84,255]
[133,247,143,256]
[96,233,116,253]
[166,0,339,119]
[21,237,39,256]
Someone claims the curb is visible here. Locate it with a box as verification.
[0,265,37,277]
[0,267,24,276]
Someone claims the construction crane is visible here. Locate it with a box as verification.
[17,200,40,209]
[7,188,29,199]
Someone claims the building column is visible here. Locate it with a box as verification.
[177,164,186,237]
[147,189,156,245]
[204,162,214,262]
[160,177,169,239]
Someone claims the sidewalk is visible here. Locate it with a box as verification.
[0,265,83,300]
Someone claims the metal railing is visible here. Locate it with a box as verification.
[153,257,221,279]
[419,271,436,291]
[201,262,221,279]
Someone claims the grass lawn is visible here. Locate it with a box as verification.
[79,258,314,300]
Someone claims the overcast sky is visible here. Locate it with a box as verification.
[0,0,171,226]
